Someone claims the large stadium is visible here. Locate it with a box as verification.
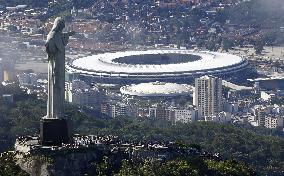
[66,50,253,84]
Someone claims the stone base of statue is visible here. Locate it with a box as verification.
[40,118,71,146]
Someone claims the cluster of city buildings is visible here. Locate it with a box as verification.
[248,105,284,129]
[0,0,252,52]
[7,66,283,131]
[64,75,284,130]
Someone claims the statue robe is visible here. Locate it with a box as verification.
[46,26,70,119]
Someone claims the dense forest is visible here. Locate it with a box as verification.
[75,116,284,175]
[0,146,257,176]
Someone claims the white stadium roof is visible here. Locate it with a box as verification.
[120,82,194,97]
[69,50,245,75]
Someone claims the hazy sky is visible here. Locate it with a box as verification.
[259,0,284,10]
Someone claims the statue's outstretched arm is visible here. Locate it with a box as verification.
[62,31,75,46]
[67,31,75,36]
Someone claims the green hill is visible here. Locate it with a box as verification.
[0,95,283,175]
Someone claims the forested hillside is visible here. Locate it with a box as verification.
[0,92,283,175]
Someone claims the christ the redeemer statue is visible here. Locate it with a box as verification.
[45,17,75,119]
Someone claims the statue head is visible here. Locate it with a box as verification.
[51,17,65,32]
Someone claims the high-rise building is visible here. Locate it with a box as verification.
[101,102,127,118]
[194,75,222,117]
[264,116,283,129]
[173,109,196,124]
[255,107,266,127]
[148,105,198,124]
[148,104,167,119]
[112,102,127,118]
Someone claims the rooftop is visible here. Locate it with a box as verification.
[69,50,245,74]
[120,81,194,97]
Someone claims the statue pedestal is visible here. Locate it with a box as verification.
[40,118,70,146]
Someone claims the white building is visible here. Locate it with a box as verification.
[150,106,199,124]
[65,80,100,108]
[260,91,273,101]
[66,90,86,105]
[209,112,231,123]
[112,102,127,118]
[255,107,267,127]
[66,88,100,107]
[249,105,284,129]
[174,109,196,123]
[148,104,167,119]
[194,75,222,118]
[101,102,127,118]
[264,116,283,129]
[149,107,157,118]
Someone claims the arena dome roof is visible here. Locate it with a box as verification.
[120,82,194,97]
[66,50,249,84]
[69,50,245,73]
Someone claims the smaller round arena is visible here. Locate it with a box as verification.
[120,82,194,97]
